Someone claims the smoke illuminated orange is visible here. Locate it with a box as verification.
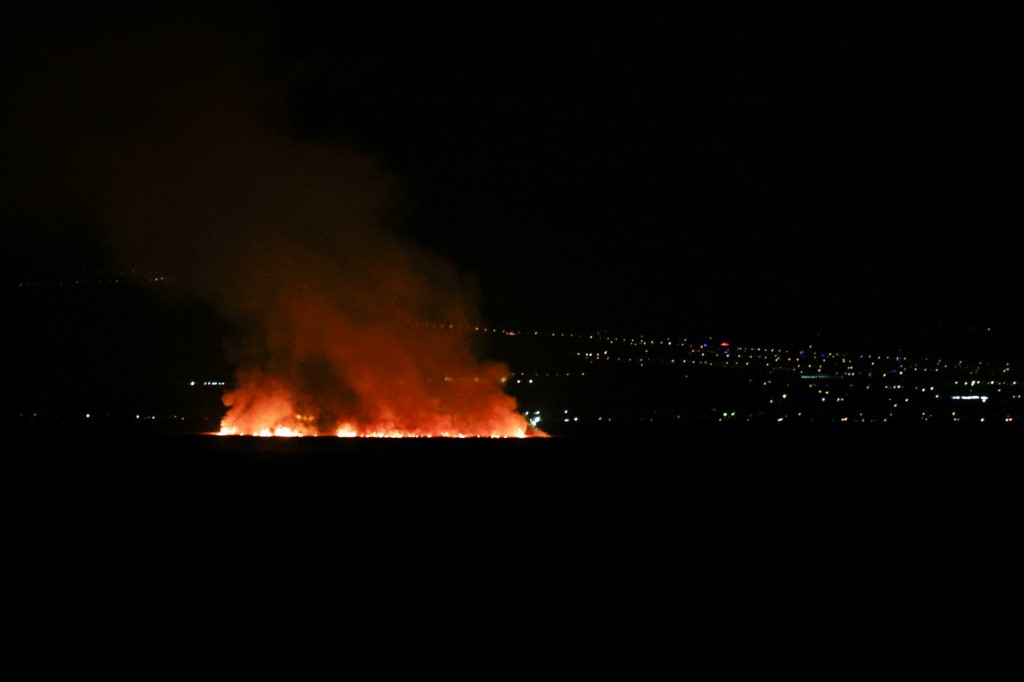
[216,304,547,438]
[217,364,544,438]
[91,67,545,441]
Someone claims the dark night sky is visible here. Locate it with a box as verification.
[3,1,1022,357]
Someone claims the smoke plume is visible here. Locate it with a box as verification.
[4,3,537,436]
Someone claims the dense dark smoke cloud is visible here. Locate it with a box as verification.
[3,2,534,435]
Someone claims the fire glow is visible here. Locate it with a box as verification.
[217,403,540,437]
[214,307,546,439]
[70,34,544,440]
[216,370,544,437]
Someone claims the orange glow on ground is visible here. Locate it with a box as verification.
[217,425,541,438]
[215,363,547,438]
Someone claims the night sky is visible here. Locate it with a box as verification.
[3,2,1022,357]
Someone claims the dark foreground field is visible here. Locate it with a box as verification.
[12,426,1022,675]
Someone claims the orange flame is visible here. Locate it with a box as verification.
[216,305,546,438]
[217,370,543,438]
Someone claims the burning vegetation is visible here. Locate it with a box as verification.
[200,214,545,439]
[217,323,542,438]
[3,5,544,438]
